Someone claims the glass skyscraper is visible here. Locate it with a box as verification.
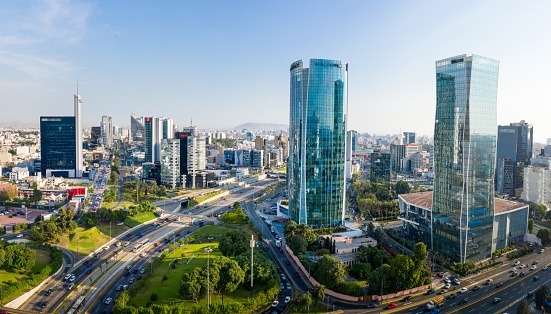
[40,116,77,178]
[288,59,347,227]
[432,54,500,262]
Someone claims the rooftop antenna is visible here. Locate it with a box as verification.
[190,117,193,126]
[76,77,79,95]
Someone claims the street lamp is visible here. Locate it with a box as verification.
[250,235,255,295]
[204,247,213,309]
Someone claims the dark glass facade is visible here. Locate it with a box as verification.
[496,121,533,196]
[432,55,499,262]
[40,116,76,177]
[371,151,392,183]
[145,117,154,163]
[288,59,347,227]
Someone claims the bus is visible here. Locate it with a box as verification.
[138,238,149,246]
[67,296,86,314]
[133,238,149,252]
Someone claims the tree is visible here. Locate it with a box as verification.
[217,258,245,302]
[312,285,325,305]
[530,203,547,219]
[288,291,313,312]
[528,218,534,234]
[537,228,551,245]
[368,264,392,295]
[287,234,308,255]
[162,275,168,286]
[355,245,391,269]
[5,243,36,272]
[234,251,275,284]
[349,262,371,280]
[31,188,42,204]
[0,249,5,267]
[150,293,158,301]
[535,284,551,311]
[180,268,203,302]
[413,242,428,265]
[219,230,249,257]
[310,255,346,289]
[390,254,419,290]
[395,181,411,195]
[516,300,530,314]
[0,185,17,201]
[115,290,130,308]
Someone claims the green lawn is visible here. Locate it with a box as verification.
[124,212,157,228]
[59,227,111,258]
[96,221,130,238]
[188,191,223,207]
[31,249,51,274]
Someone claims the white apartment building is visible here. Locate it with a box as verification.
[522,156,551,209]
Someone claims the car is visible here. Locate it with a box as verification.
[45,288,52,296]
[511,267,516,272]
[129,277,136,284]
[116,285,123,291]
[104,298,113,305]
[126,265,132,270]
[519,264,526,268]
[514,261,520,266]
[64,273,72,280]
[16,234,24,238]
[444,283,451,289]
[294,271,300,277]
[40,301,48,308]
[545,266,549,271]
[279,283,284,289]
[69,275,76,282]
[520,272,526,277]
[453,278,460,285]
[124,271,130,276]
[271,301,279,307]
[495,282,503,288]
[286,283,291,290]
[140,252,147,257]
[527,291,534,298]
[510,272,518,277]
[493,297,501,304]
[278,248,283,253]
[116,242,122,247]
[533,261,539,265]
[385,303,397,309]
[402,296,412,302]
[458,298,468,305]
[280,274,286,280]
[447,293,456,299]
[531,265,537,270]
[140,268,145,274]
[534,276,540,281]
[137,275,142,280]
[284,296,290,303]
[459,287,468,293]
[366,301,377,308]
[438,289,447,295]
[285,260,291,265]
[472,285,481,291]
[125,241,130,246]
[444,277,451,283]
[132,269,139,274]
[86,268,93,274]
[539,249,545,254]
[427,288,436,295]
[67,283,74,290]
[103,246,109,250]
[123,285,129,290]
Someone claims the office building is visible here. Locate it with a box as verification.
[496,121,533,197]
[403,132,416,144]
[187,135,206,188]
[255,136,264,150]
[431,54,500,262]
[90,127,101,146]
[100,116,113,148]
[74,92,83,177]
[390,144,405,174]
[144,117,157,163]
[130,113,145,143]
[40,116,77,177]
[521,156,551,209]
[346,130,358,180]
[252,150,264,168]
[370,151,391,183]
[160,139,180,189]
[288,59,347,227]
[160,117,174,140]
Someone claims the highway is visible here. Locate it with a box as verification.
[82,178,281,313]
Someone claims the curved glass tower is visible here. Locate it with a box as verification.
[432,54,500,262]
[288,59,348,227]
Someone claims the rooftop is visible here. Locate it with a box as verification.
[399,191,527,215]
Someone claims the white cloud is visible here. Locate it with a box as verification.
[0,50,74,78]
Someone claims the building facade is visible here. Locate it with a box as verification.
[130,113,145,143]
[370,151,391,184]
[100,115,113,148]
[74,92,83,177]
[521,156,551,209]
[288,59,347,227]
[40,116,77,178]
[160,139,180,189]
[432,54,500,262]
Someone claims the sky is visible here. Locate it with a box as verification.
[1,0,551,142]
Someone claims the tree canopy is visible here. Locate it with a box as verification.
[219,229,250,257]
[310,255,346,289]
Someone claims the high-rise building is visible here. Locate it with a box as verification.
[90,126,101,147]
[144,117,157,163]
[160,139,181,189]
[370,151,391,183]
[74,92,83,177]
[346,130,357,180]
[521,156,551,209]
[288,59,347,227]
[130,113,145,143]
[160,117,174,140]
[187,135,206,188]
[403,132,416,144]
[496,121,533,197]
[254,136,264,151]
[100,116,113,148]
[432,54,500,262]
[40,117,77,178]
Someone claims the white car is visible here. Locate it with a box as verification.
[453,278,460,285]
[16,234,24,238]
[140,252,147,257]
[514,261,520,266]
[69,275,76,282]
[444,283,451,289]
[104,298,113,305]
[444,277,451,284]
[459,287,467,293]
[284,296,290,303]
[64,273,72,280]
[531,265,537,270]
[103,246,110,250]
[519,264,526,268]
[271,300,279,307]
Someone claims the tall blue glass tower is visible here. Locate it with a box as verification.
[288,59,348,227]
[432,54,500,262]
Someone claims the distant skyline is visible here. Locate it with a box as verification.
[1,1,551,142]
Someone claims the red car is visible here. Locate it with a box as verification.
[495,282,503,288]
[385,303,397,309]
[279,248,283,253]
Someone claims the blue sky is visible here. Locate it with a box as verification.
[1,0,551,141]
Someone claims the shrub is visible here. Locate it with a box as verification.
[151,293,158,301]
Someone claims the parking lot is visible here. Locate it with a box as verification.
[0,206,43,233]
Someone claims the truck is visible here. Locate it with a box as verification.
[275,240,282,248]
[426,296,444,310]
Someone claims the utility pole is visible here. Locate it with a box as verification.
[204,247,213,309]
[250,235,255,295]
